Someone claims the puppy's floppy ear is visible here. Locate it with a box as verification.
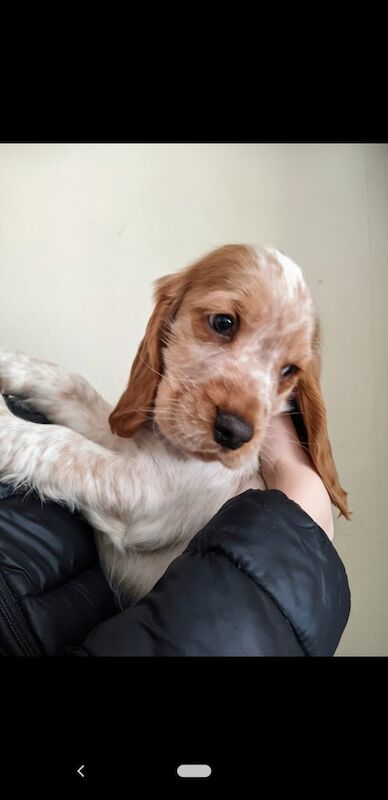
[109,271,186,437]
[295,321,350,520]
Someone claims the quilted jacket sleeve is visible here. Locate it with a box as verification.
[67,489,351,657]
[0,396,351,657]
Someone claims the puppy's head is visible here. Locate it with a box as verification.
[110,244,349,518]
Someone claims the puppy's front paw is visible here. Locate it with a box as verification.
[0,394,13,418]
[0,348,15,395]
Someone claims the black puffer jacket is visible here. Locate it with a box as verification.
[0,397,350,657]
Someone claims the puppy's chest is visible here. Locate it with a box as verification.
[126,454,265,550]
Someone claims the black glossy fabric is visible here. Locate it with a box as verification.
[0,396,351,657]
[0,397,118,656]
[69,490,350,657]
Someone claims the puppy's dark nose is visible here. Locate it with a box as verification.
[214,411,254,450]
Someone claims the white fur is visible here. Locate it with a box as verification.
[267,248,304,296]
[0,247,313,602]
[0,351,264,602]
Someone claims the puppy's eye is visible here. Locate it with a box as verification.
[208,314,236,337]
[280,364,300,379]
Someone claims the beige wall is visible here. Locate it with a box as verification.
[0,143,386,655]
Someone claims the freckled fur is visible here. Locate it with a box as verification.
[0,244,349,602]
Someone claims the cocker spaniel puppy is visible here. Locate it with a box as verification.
[0,245,349,602]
